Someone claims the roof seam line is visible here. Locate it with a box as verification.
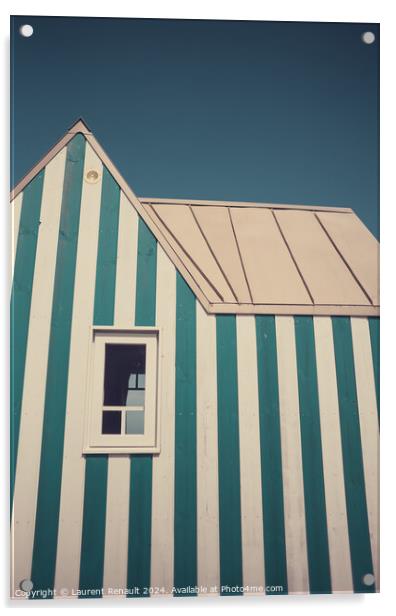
[271,210,316,305]
[313,213,374,306]
[148,204,225,302]
[227,208,254,304]
[189,205,239,303]
[140,203,213,309]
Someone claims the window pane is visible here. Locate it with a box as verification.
[102,410,122,434]
[138,373,145,389]
[126,410,145,435]
[104,344,146,406]
[126,389,145,406]
[128,373,137,388]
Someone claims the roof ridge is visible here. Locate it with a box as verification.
[138,197,353,214]
[67,117,92,134]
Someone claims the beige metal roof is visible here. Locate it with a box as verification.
[11,120,379,317]
[139,198,379,316]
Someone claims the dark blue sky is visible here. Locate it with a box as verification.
[11,17,379,237]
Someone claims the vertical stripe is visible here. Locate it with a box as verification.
[92,167,121,326]
[127,455,153,598]
[150,247,177,594]
[135,218,157,326]
[255,316,288,594]
[332,317,374,593]
[79,166,120,597]
[30,135,86,594]
[294,316,331,594]
[236,316,265,593]
[368,318,380,423]
[102,192,138,597]
[216,315,243,596]
[313,317,353,592]
[113,192,139,327]
[275,316,309,593]
[351,318,379,589]
[196,302,219,594]
[11,192,23,275]
[54,145,103,595]
[11,150,66,596]
[102,457,131,597]
[79,455,108,597]
[127,219,157,596]
[11,171,45,503]
[173,274,197,596]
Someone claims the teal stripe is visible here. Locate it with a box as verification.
[255,316,288,594]
[332,317,375,593]
[79,456,108,598]
[79,167,121,598]
[216,315,243,596]
[10,171,45,504]
[92,167,121,326]
[368,318,380,423]
[173,275,197,596]
[294,317,331,593]
[30,135,86,595]
[127,219,157,597]
[127,455,153,597]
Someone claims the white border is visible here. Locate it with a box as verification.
[3,3,395,613]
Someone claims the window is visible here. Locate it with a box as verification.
[102,344,146,435]
[84,327,160,453]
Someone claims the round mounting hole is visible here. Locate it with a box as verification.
[19,24,34,38]
[362,573,375,586]
[362,31,375,45]
[85,169,100,184]
[20,579,33,592]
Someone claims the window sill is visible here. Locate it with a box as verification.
[83,445,161,455]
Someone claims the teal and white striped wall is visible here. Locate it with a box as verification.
[11,133,379,598]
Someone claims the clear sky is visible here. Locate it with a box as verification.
[11,16,379,237]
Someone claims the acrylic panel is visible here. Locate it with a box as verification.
[10,16,379,600]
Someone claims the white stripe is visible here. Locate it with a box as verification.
[102,456,130,597]
[102,192,138,596]
[275,316,309,593]
[196,302,220,594]
[150,246,176,592]
[11,192,23,277]
[236,315,265,591]
[114,192,139,327]
[351,317,380,588]
[313,316,353,592]
[11,149,67,597]
[54,144,103,594]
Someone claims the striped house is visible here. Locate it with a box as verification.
[11,119,379,599]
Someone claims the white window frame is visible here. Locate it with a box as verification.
[83,326,160,454]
